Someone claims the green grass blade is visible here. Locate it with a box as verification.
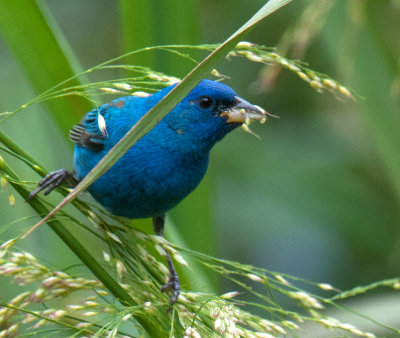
[0,156,163,336]
[352,20,400,204]
[26,0,293,235]
[37,1,88,77]
[0,0,92,133]
[119,0,215,289]
[119,0,156,67]
[151,0,200,76]
[119,0,199,75]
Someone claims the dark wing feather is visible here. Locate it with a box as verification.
[69,108,107,151]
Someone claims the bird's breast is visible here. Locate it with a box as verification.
[75,139,209,219]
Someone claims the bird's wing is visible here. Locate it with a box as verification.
[69,108,108,151]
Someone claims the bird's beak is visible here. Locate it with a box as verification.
[220,96,270,123]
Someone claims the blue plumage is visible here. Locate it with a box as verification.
[30,79,266,305]
[72,79,263,218]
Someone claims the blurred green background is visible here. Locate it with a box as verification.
[1,0,400,334]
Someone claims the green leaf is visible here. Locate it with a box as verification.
[119,0,199,75]
[119,0,214,291]
[0,0,92,133]
[119,0,156,67]
[351,13,400,203]
[25,0,293,236]
[0,154,163,336]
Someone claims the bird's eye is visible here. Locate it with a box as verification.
[198,96,214,109]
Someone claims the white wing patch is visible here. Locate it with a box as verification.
[97,112,108,138]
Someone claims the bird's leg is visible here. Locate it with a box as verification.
[28,169,78,200]
[152,215,180,306]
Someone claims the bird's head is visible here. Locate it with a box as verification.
[160,79,268,153]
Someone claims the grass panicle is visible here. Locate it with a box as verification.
[0,211,398,336]
[0,41,396,336]
[0,42,354,127]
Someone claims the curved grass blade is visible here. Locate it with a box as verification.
[0,156,162,336]
[0,0,92,132]
[24,0,293,237]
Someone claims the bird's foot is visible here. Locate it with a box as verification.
[161,272,181,307]
[28,169,77,200]
[152,215,181,308]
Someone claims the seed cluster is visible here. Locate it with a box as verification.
[232,41,355,100]
[0,243,115,337]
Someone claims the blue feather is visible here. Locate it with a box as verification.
[73,79,263,218]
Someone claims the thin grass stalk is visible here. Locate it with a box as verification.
[0,155,162,336]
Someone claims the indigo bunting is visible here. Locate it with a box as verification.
[30,79,267,305]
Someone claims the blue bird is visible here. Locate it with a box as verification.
[29,79,267,305]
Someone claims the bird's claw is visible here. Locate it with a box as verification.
[161,274,180,306]
[28,169,73,200]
